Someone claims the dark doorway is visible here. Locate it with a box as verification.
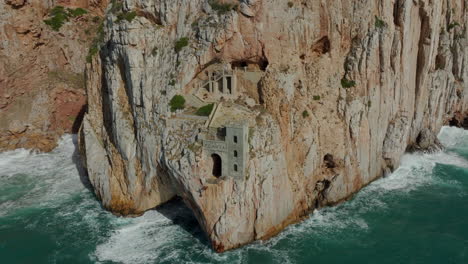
[217,78,223,93]
[211,154,222,177]
[226,76,232,94]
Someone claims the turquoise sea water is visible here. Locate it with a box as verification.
[0,126,467,264]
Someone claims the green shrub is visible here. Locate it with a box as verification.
[86,45,99,63]
[375,16,386,28]
[313,95,321,101]
[302,110,309,118]
[367,100,372,107]
[44,6,89,31]
[68,8,88,17]
[196,104,214,116]
[169,95,186,112]
[116,11,137,22]
[110,0,123,14]
[49,6,66,16]
[86,22,105,63]
[43,6,69,31]
[174,37,189,52]
[209,0,236,14]
[448,22,460,31]
[287,2,294,8]
[341,77,356,88]
[168,80,176,86]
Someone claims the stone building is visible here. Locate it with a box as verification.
[203,124,248,179]
[201,69,237,95]
[194,68,238,102]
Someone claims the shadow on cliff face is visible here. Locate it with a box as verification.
[68,130,210,247]
[448,116,468,130]
[72,104,87,134]
[154,197,211,248]
[71,134,95,194]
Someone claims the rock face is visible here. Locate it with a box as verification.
[0,0,108,152]
[80,0,468,252]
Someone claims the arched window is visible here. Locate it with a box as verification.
[233,136,238,143]
[234,164,238,172]
[234,150,238,157]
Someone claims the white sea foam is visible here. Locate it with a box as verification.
[438,126,468,148]
[92,126,468,263]
[94,210,208,264]
[0,135,86,216]
[3,128,465,263]
[258,127,468,252]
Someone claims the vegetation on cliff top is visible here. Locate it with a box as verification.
[86,19,105,63]
[341,77,356,88]
[196,104,215,116]
[375,16,386,28]
[174,37,189,53]
[208,0,238,14]
[116,11,137,23]
[43,6,88,31]
[448,22,460,31]
[170,95,186,112]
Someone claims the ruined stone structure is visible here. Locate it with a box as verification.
[199,69,237,96]
[193,68,240,102]
[203,124,248,179]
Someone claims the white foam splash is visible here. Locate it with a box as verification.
[0,135,85,216]
[92,127,468,263]
[93,209,235,264]
[438,126,468,148]
[3,128,465,263]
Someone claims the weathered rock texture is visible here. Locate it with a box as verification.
[80,0,468,251]
[0,0,108,152]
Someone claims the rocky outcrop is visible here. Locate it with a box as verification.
[0,0,108,152]
[80,0,468,252]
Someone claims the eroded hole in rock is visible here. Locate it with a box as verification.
[435,54,446,70]
[232,61,248,68]
[211,153,222,178]
[231,58,269,71]
[258,58,269,71]
[449,117,460,127]
[393,0,402,27]
[257,81,265,104]
[155,197,210,247]
[312,36,330,54]
[314,179,331,208]
[323,154,336,169]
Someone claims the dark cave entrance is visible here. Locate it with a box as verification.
[211,154,222,178]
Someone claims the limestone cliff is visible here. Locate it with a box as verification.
[80,0,468,252]
[0,0,108,151]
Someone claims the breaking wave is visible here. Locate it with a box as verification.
[1,126,467,263]
[92,126,468,263]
